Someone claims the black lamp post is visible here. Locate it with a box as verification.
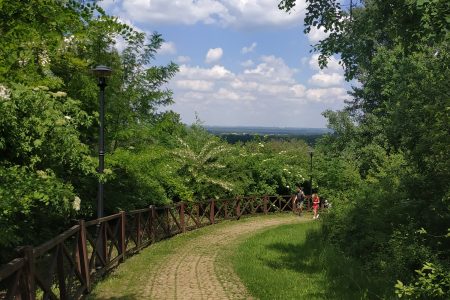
[309,147,314,196]
[92,65,112,219]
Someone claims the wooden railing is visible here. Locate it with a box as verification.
[0,194,306,299]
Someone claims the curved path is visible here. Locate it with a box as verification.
[92,214,304,299]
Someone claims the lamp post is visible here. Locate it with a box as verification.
[92,65,112,219]
[309,147,314,196]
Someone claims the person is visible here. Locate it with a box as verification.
[312,193,320,219]
[294,186,305,216]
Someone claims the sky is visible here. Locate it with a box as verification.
[101,0,352,128]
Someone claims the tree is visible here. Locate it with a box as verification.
[280,0,450,296]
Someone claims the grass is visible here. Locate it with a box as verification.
[225,219,389,300]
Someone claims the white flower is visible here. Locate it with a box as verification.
[64,115,72,120]
[73,196,81,211]
[0,85,10,100]
[53,91,67,97]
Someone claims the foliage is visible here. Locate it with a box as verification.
[279,0,450,297]
[171,125,235,201]
[0,165,77,263]
[395,262,450,299]
[0,84,95,175]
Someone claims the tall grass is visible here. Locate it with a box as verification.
[228,221,389,299]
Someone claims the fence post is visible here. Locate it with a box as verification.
[224,200,228,219]
[57,244,67,298]
[291,195,296,213]
[165,207,170,236]
[263,195,268,214]
[236,197,241,219]
[250,196,255,214]
[22,246,35,300]
[210,200,215,224]
[136,211,142,249]
[150,205,156,242]
[78,220,91,292]
[119,211,126,261]
[180,202,186,233]
[101,222,108,265]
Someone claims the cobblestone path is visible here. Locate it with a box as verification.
[144,215,300,299]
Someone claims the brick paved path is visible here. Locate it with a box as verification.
[144,215,300,299]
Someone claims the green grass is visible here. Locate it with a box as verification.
[226,221,389,300]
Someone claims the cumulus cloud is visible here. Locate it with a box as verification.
[176,80,215,92]
[102,0,306,28]
[309,71,344,87]
[306,87,348,103]
[168,55,349,126]
[308,54,342,72]
[175,56,191,63]
[244,55,296,84]
[241,42,257,54]
[205,48,223,64]
[307,26,329,44]
[159,41,177,55]
[171,55,347,105]
[178,64,233,80]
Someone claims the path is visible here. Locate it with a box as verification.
[89,214,306,300]
[91,214,303,299]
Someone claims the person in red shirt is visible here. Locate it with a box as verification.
[312,193,320,219]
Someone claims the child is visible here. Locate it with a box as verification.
[312,193,320,219]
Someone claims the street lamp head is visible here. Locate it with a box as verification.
[308,146,314,157]
[92,65,112,78]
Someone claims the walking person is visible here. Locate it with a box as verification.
[312,193,320,219]
[294,185,305,216]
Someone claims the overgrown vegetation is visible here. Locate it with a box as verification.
[280,0,450,298]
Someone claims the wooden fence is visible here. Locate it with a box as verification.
[0,194,314,299]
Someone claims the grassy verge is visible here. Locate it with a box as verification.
[226,220,389,299]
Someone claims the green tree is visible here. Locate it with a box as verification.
[280,0,450,296]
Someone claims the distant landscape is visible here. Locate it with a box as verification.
[205,126,332,143]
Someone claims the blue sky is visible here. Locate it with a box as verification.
[101,0,352,128]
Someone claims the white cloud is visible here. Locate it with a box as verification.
[309,71,344,87]
[205,48,223,64]
[241,42,257,54]
[244,55,296,84]
[104,0,306,28]
[176,80,214,91]
[159,41,177,55]
[306,87,348,103]
[307,26,329,44]
[172,55,348,105]
[175,56,191,63]
[178,64,233,80]
[308,54,342,72]
[169,55,349,126]
[241,59,254,67]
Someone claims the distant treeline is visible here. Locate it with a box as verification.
[214,133,326,144]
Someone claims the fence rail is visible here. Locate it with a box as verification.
[0,194,323,299]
